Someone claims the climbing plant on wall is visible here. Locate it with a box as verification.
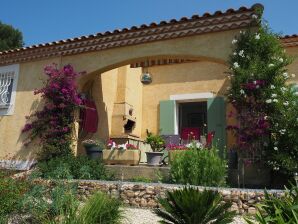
[22,64,82,161]
[227,17,298,175]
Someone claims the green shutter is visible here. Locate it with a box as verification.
[207,97,226,156]
[159,100,175,135]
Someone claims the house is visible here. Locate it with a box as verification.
[0,4,297,169]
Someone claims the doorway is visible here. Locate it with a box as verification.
[178,101,207,140]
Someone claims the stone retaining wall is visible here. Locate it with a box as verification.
[36,179,283,215]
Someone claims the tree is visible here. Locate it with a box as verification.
[0,21,24,51]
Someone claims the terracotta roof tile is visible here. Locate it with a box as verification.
[280,34,298,47]
[0,3,263,65]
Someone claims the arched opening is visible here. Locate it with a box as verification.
[75,55,230,158]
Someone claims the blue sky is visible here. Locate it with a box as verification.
[1,0,297,47]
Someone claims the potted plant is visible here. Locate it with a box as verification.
[145,131,165,166]
[82,139,105,159]
[102,140,140,165]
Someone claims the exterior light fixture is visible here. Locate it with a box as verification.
[140,61,152,84]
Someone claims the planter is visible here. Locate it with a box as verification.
[85,146,103,160]
[146,152,164,166]
[103,149,140,166]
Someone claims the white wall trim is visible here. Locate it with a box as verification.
[170,92,214,101]
[0,64,20,116]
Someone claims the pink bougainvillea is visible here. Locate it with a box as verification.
[22,64,82,161]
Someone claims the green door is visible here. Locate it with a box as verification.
[207,97,226,156]
[159,100,176,135]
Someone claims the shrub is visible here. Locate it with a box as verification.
[227,13,298,175]
[246,185,298,224]
[21,183,122,224]
[169,147,227,186]
[20,182,79,223]
[35,155,113,180]
[145,130,165,152]
[22,64,83,161]
[0,171,30,222]
[76,192,123,224]
[154,187,236,224]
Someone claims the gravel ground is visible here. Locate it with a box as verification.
[122,207,246,224]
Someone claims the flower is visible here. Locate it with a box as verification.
[271,93,277,98]
[240,89,245,95]
[252,14,258,19]
[238,50,245,57]
[279,129,286,135]
[282,72,289,79]
[270,85,275,89]
[232,39,238,44]
[255,33,260,40]
[186,141,202,149]
[233,52,237,55]
[268,64,274,67]
[281,87,287,92]
[233,62,240,68]
[279,58,284,63]
[274,147,278,151]
[273,99,278,103]
[266,99,272,103]
[283,101,289,106]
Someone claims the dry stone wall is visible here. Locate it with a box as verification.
[36,179,284,215]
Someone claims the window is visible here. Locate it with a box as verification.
[0,64,19,115]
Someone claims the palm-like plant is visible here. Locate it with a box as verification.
[154,187,236,224]
[245,185,298,224]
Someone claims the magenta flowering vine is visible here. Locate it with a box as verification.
[22,64,83,161]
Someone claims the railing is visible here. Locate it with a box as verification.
[0,71,14,108]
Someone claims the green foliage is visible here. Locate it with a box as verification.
[0,21,24,51]
[130,176,152,183]
[20,182,79,223]
[21,183,122,224]
[227,22,298,175]
[154,187,236,224]
[169,147,227,186]
[145,130,165,152]
[76,192,123,224]
[35,155,113,180]
[0,171,30,222]
[245,185,298,224]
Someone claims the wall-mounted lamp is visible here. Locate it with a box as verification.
[140,64,152,84]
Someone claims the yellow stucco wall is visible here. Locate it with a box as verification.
[0,58,61,160]
[141,61,229,138]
